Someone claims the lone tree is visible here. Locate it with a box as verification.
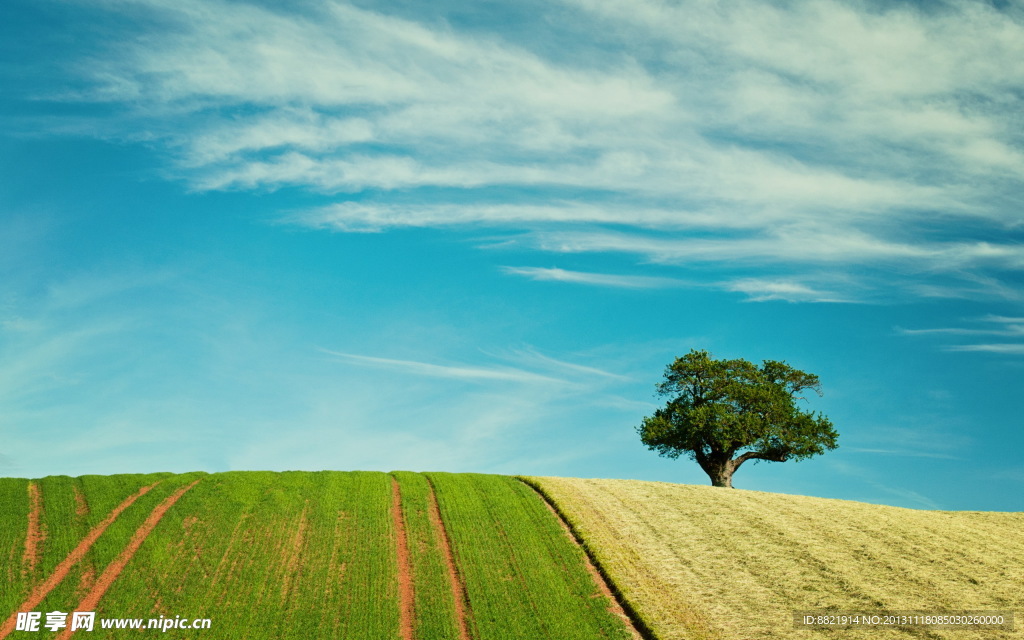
[638,349,838,488]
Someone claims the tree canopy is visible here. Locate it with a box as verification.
[637,349,838,488]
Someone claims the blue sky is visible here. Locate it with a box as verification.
[1,0,1022,511]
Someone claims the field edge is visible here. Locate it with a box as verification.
[516,476,658,640]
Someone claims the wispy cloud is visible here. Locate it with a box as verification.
[898,315,1024,355]
[945,344,1024,355]
[846,448,960,460]
[897,327,1013,336]
[481,346,631,381]
[33,0,1024,303]
[529,228,1024,269]
[828,459,943,509]
[990,467,1024,484]
[722,278,853,303]
[320,349,567,384]
[983,315,1024,324]
[502,266,856,303]
[501,266,687,290]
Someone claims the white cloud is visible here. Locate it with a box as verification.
[500,266,857,304]
[945,344,1024,355]
[846,448,959,460]
[45,0,1024,303]
[489,346,631,381]
[982,315,1024,325]
[565,0,1024,174]
[530,228,1024,270]
[722,278,851,303]
[288,201,844,233]
[898,315,1024,355]
[501,266,688,289]
[897,327,1010,336]
[897,322,1024,337]
[320,349,568,384]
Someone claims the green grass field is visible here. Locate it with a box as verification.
[1,471,633,640]
[1,474,182,623]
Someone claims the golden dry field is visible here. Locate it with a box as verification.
[528,477,1024,640]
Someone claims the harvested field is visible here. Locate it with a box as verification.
[529,476,1024,640]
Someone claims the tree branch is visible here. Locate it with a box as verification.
[733,449,788,469]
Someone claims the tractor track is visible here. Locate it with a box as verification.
[391,478,415,640]
[22,482,45,577]
[55,479,201,639]
[0,482,161,640]
[426,478,472,640]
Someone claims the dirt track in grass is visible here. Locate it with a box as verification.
[391,478,415,640]
[55,479,200,639]
[22,482,44,577]
[0,482,160,640]
[73,485,89,520]
[426,480,472,640]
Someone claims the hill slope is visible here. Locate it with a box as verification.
[529,477,1024,640]
[1,471,631,640]
[2,472,1021,639]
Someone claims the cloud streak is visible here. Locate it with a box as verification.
[945,344,1024,355]
[898,315,1024,355]
[501,266,688,290]
[321,349,567,385]
[846,448,960,460]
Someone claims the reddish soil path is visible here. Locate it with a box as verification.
[391,478,415,640]
[426,481,472,640]
[73,485,89,520]
[54,479,201,640]
[0,482,160,640]
[22,482,45,577]
[522,480,645,640]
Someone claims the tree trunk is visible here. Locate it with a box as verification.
[700,457,735,488]
[709,467,734,488]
